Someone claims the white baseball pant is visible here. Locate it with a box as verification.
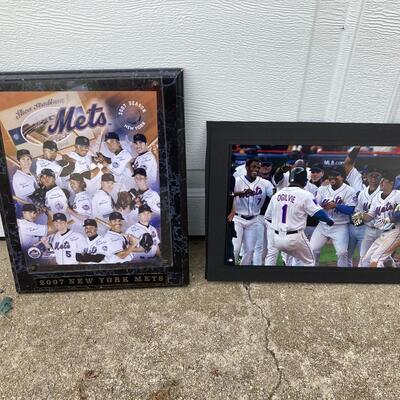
[310,223,349,267]
[232,215,260,265]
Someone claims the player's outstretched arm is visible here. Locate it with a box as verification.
[313,210,334,226]
[344,146,361,174]
[334,204,355,215]
[76,253,106,263]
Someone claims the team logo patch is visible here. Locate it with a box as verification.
[27,246,41,259]
[117,100,146,131]
[83,204,90,211]
[112,161,120,168]
[55,202,63,210]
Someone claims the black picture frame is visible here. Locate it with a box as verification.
[0,69,188,292]
[206,121,400,283]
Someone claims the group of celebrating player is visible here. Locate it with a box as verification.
[228,146,400,268]
[13,131,161,266]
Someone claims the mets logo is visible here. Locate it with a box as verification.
[117,100,146,131]
[112,161,120,168]
[27,246,41,259]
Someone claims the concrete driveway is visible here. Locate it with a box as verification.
[1,238,400,399]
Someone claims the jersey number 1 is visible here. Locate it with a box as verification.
[281,204,288,223]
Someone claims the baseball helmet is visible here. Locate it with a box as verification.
[289,167,308,187]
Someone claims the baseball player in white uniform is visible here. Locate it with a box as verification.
[36,140,75,188]
[69,136,101,195]
[101,212,133,263]
[12,149,38,202]
[97,132,133,188]
[17,203,49,250]
[266,167,334,266]
[132,133,158,190]
[75,219,108,264]
[132,167,161,216]
[92,173,116,221]
[68,173,92,234]
[46,213,86,265]
[348,168,381,266]
[310,167,357,267]
[126,204,161,260]
[40,169,70,215]
[359,173,400,267]
[231,158,273,265]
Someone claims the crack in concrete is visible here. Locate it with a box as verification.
[243,282,283,400]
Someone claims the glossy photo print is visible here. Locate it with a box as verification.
[228,144,400,268]
[0,70,188,292]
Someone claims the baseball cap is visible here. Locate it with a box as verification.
[310,164,323,173]
[83,218,97,227]
[133,133,147,143]
[328,165,346,178]
[16,149,32,160]
[133,167,147,177]
[109,211,124,221]
[43,140,58,151]
[53,213,67,222]
[139,204,152,214]
[70,173,84,182]
[40,168,56,177]
[101,173,115,182]
[381,171,397,182]
[105,131,120,141]
[261,162,272,168]
[75,136,90,146]
[22,203,37,212]
[365,166,381,175]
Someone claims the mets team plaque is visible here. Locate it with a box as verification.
[0,69,188,293]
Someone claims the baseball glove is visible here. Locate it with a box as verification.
[115,191,133,210]
[351,212,364,226]
[139,233,153,253]
[28,187,47,210]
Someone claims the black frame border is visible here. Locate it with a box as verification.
[206,121,400,283]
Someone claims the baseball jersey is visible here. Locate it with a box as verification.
[36,158,62,176]
[69,151,96,173]
[92,189,115,219]
[266,187,322,231]
[70,191,92,230]
[355,186,381,227]
[12,170,37,201]
[140,189,160,215]
[82,234,108,263]
[133,151,158,189]
[234,176,274,217]
[101,230,132,263]
[126,222,160,260]
[109,149,133,182]
[17,219,47,248]
[51,230,86,265]
[45,186,69,214]
[316,183,357,224]
[346,167,363,194]
[367,190,400,224]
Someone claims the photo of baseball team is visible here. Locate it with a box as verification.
[1,91,162,269]
[227,145,400,268]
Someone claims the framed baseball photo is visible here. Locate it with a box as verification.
[206,121,400,283]
[0,69,188,293]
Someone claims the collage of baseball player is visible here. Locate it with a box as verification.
[0,90,162,269]
[227,145,400,268]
